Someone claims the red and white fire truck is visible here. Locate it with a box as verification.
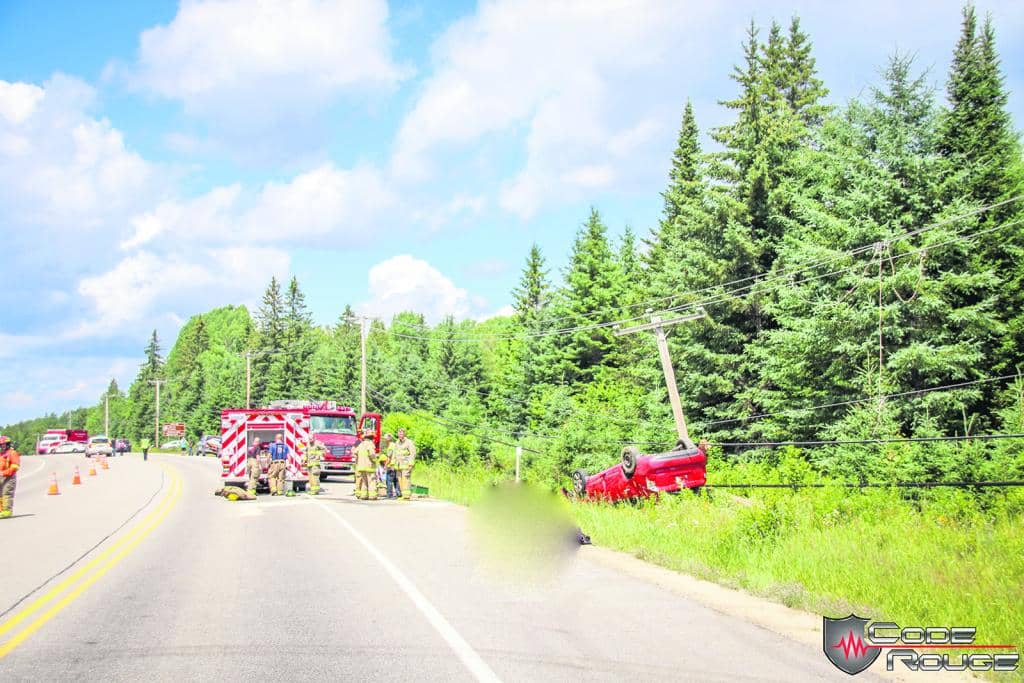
[219,400,381,492]
[36,429,89,454]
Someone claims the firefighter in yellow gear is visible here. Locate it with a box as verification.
[0,436,21,518]
[305,440,325,495]
[353,432,377,500]
[391,428,417,500]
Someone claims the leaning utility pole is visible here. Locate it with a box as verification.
[360,317,368,416]
[614,311,706,449]
[149,379,165,447]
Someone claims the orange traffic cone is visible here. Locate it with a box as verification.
[88,462,97,477]
[72,466,82,485]
[101,455,109,470]
[47,472,60,495]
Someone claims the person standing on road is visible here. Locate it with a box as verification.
[267,433,289,496]
[0,436,21,519]
[353,431,377,500]
[382,433,399,499]
[305,439,325,495]
[140,437,151,461]
[246,437,263,496]
[392,428,417,501]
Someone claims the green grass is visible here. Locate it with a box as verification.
[413,460,1024,664]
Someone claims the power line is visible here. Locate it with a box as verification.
[696,373,1022,429]
[511,195,1024,330]
[712,432,1024,449]
[384,215,1024,343]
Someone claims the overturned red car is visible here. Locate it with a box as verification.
[571,442,707,502]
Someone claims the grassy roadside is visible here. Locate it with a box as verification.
[413,460,1024,661]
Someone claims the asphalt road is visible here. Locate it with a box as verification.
[0,453,871,681]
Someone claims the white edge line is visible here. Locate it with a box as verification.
[314,500,501,683]
[17,458,47,482]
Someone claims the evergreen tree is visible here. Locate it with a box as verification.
[512,244,550,327]
[127,330,164,441]
[266,276,315,399]
[645,100,704,279]
[554,209,622,382]
[252,276,285,403]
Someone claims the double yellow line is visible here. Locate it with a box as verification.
[0,463,183,658]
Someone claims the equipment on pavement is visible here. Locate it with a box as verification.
[72,467,82,485]
[47,472,60,495]
[214,485,256,501]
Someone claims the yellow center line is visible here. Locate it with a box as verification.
[0,464,183,657]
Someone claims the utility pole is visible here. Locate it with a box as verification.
[360,317,368,416]
[244,351,252,409]
[614,310,706,449]
[149,379,165,447]
[104,393,110,436]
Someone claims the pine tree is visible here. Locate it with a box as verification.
[645,100,703,279]
[266,276,315,399]
[555,208,622,382]
[252,276,285,403]
[127,330,164,440]
[783,16,829,127]
[512,244,550,327]
[938,6,1024,373]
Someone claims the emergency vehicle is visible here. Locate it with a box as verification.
[36,429,89,454]
[219,400,381,491]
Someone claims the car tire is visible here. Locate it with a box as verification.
[621,447,639,479]
[571,469,588,497]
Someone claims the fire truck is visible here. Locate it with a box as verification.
[219,400,381,492]
[36,429,89,454]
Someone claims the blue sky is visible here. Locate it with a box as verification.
[1,0,1022,424]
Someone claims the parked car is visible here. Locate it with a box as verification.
[86,436,114,458]
[161,439,187,450]
[571,442,708,502]
[114,438,131,455]
[51,440,87,454]
[197,435,221,456]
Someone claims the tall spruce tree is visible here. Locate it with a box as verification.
[252,276,285,403]
[554,209,621,382]
[127,330,164,440]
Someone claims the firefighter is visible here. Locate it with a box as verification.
[0,436,21,519]
[267,433,289,496]
[246,437,263,496]
[305,440,325,495]
[392,428,417,500]
[383,433,399,498]
[353,431,377,500]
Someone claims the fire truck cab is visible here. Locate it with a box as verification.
[219,401,381,491]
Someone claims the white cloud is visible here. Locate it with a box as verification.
[120,163,395,249]
[392,0,718,215]
[0,75,157,230]
[77,247,290,329]
[358,254,471,323]
[0,81,44,124]
[127,0,406,157]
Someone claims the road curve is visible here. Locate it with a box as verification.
[0,453,868,681]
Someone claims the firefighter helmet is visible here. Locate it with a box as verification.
[361,431,374,440]
[0,435,10,447]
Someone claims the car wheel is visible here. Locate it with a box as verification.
[571,469,588,497]
[621,447,639,479]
